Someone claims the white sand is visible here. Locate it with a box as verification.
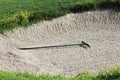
[0,8,120,76]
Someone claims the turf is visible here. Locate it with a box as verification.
[0,0,120,34]
[0,67,120,80]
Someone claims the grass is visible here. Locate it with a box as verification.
[0,0,120,79]
[0,0,120,34]
[0,67,120,80]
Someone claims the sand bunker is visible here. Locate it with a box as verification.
[0,8,120,76]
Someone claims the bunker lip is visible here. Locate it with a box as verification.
[0,8,120,76]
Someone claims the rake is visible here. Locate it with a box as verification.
[19,41,90,50]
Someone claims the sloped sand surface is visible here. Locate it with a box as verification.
[0,8,120,76]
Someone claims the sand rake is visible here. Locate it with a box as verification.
[19,41,90,50]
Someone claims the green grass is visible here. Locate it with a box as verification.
[0,0,120,34]
[0,67,120,80]
[0,0,120,79]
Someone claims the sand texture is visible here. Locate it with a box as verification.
[0,8,120,76]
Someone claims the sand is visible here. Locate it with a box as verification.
[0,8,120,76]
